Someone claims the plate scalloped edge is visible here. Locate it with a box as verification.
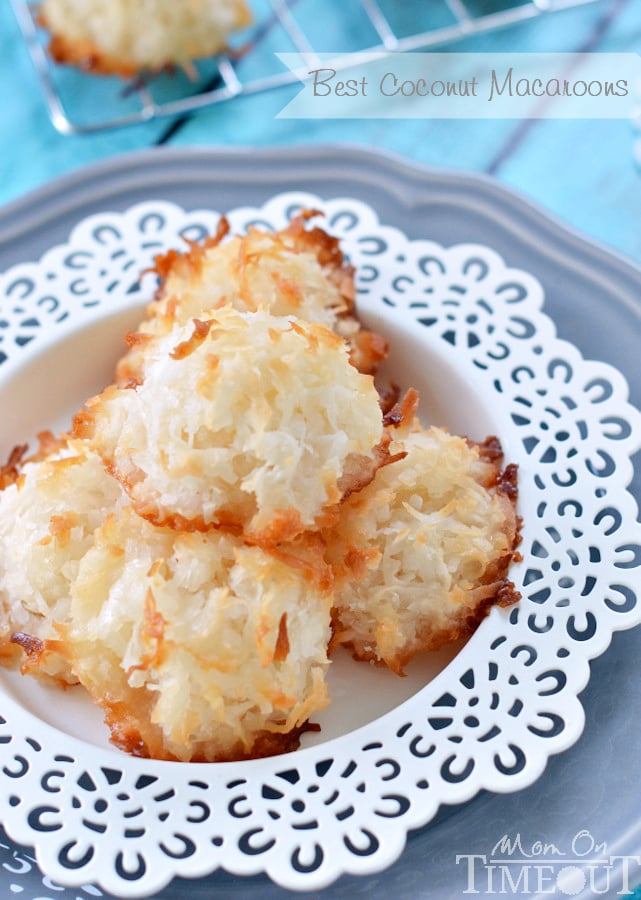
[0,191,640,897]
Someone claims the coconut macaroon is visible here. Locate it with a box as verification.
[325,423,521,674]
[78,307,386,543]
[54,506,332,762]
[116,212,387,387]
[40,0,252,77]
[0,435,124,681]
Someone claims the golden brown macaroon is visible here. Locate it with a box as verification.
[116,212,387,387]
[78,308,386,544]
[40,0,252,78]
[324,421,521,674]
[53,506,332,762]
[0,435,124,681]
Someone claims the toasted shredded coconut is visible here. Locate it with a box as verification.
[84,307,385,542]
[58,507,332,761]
[325,425,520,673]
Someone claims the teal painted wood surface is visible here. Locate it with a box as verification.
[1,0,640,265]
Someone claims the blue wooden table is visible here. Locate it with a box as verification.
[1,2,641,898]
[1,0,641,264]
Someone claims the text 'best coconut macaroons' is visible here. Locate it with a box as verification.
[76,307,387,544]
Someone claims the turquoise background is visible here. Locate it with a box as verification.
[1,0,641,265]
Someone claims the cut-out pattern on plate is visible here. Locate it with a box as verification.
[0,193,639,896]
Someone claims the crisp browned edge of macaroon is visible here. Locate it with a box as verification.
[44,28,140,78]
[102,700,322,763]
[39,5,253,79]
[8,623,326,761]
[330,570,521,678]
[0,431,67,491]
[151,216,232,288]
[6,631,76,686]
[97,634,325,762]
[0,443,28,491]
[282,210,389,374]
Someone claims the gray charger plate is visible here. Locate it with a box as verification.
[0,145,639,900]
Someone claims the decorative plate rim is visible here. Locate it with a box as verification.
[0,189,640,897]
[3,144,641,289]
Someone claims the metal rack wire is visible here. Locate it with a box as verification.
[12,0,601,135]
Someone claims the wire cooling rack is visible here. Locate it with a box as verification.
[13,0,601,135]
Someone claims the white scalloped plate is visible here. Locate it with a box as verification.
[0,192,640,898]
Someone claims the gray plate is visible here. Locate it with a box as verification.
[0,145,639,900]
